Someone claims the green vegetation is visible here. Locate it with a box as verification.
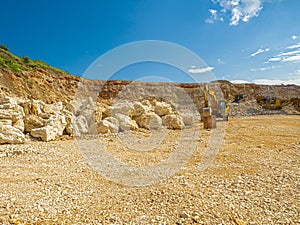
[0,51,29,73]
[0,45,9,51]
[0,45,68,75]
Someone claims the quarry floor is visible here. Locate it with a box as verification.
[0,115,299,224]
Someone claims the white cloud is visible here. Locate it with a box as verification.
[267,57,282,62]
[282,55,300,62]
[277,50,300,57]
[286,42,300,49]
[251,65,280,71]
[291,35,298,40]
[205,9,218,24]
[230,78,300,86]
[253,78,300,86]
[209,0,263,26]
[266,46,300,63]
[250,47,269,57]
[231,80,251,84]
[188,66,214,74]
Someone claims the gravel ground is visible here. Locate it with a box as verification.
[0,115,299,224]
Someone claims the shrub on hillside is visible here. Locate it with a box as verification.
[0,45,9,51]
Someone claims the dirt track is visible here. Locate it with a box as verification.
[0,115,299,224]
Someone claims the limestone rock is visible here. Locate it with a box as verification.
[30,125,58,142]
[130,102,146,117]
[114,113,138,131]
[154,101,172,116]
[79,108,95,124]
[109,102,133,116]
[13,119,25,132]
[0,97,17,105]
[0,122,25,144]
[135,113,162,130]
[63,110,76,136]
[18,100,31,115]
[0,104,24,123]
[31,100,45,116]
[46,114,67,136]
[74,115,89,135]
[181,113,194,126]
[0,119,12,126]
[24,114,45,132]
[65,101,77,114]
[105,117,119,126]
[97,117,119,134]
[162,114,185,129]
[43,102,63,114]
[140,99,153,109]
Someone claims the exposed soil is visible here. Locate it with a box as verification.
[0,115,299,224]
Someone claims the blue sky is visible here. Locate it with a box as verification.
[1,0,300,84]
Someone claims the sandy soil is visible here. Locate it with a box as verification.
[0,115,299,224]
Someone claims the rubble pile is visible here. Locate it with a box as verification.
[0,96,195,144]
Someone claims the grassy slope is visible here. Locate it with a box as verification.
[0,48,68,75]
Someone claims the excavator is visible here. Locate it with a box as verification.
[256,96,290,110]
[233,94,247,103]
[202,84,229,121]
[291,98,300,112]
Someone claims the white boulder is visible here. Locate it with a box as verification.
[43,102,63,114]
[13,119,25,132]
[130,102,146,117]
[73,115,89,135]
[97,117,119,134]
[135,112,162,130]
[0,122,25,144]
[31,100,45,115]
[154,101,172,116]
[30,125,58,142]
[24,114,45,132]
[181,113,194,126]
[114,113,138,131]
[109,102,133,116]
[46,113,67,136]
[162,114,185,130]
